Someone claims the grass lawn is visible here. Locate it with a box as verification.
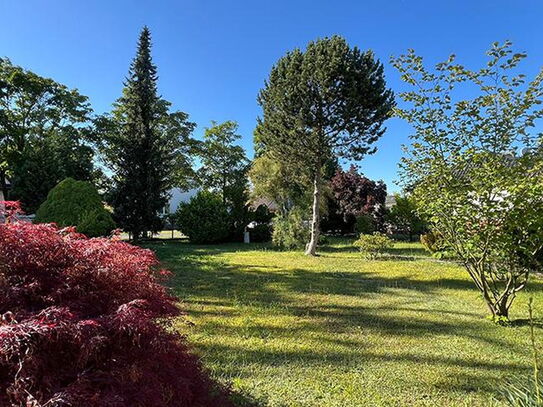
[145,237,543,407]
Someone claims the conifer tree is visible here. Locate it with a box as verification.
[256,36,394,255]
[102,27,196,240]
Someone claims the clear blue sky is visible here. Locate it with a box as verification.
[1,0,542,192]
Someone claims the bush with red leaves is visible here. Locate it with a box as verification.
[0,203,232,407]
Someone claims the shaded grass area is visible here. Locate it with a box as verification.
[145,238,543,407]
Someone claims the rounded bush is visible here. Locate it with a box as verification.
[0,212,232,406]
[353,232,394,259]
[35,178,115,237]
[175,191,229,243]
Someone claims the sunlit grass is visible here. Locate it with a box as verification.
[145,237,543,406]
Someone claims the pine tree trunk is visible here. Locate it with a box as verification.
[305,170,322,256]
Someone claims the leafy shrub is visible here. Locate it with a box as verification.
[420,231,446,253]
[252,204,274,224]
[249,223,272,242]
[0,205,232,406]
[354,232,394,259]
[175,190,229,243]
[272,208,309,249]
[354,213,376,235]
[34,178,115,237]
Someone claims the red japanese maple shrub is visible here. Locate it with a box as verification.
[0,203,232,407]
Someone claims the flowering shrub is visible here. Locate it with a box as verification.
[0,203,231,406]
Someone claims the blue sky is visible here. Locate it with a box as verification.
[1,0,542,192]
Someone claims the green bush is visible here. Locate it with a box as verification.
[249,223,272,243]
[420,231,446,253]
[175,191,229,244]
[272,208,309,250]
[252,204,274,224]
[353,232,394,259]
[35,178,115,237]
[354,214,376,235]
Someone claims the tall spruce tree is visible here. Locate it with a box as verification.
[104,27,196,240]
[256,36,394,255]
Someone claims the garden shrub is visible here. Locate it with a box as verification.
[175,190,229,243]
[354,213,376,235]
[249,223,272,242]
[272,208,309,249]
[0,204,232,407]
[354,232,394,259]
[420,231,446,253]
[252,204,274,224]
[34,177,115,237]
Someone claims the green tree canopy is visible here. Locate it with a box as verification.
[256,36,394,255]
[0,58,96,211]
[197,120,249,201]
[386,194,426,240]
[197,120,251,240]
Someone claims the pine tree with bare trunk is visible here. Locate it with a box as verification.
[256,36,394,255]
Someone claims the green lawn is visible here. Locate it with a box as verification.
[146,237,543,407]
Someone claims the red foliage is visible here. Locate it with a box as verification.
[0,201,22,220]
[0,203,232,406]
[330,165,387,219]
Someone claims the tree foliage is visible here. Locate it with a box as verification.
[35,178,115,237]
[256,36,394,255]
[198,121,248,201]
[386,194,426,240]
[329,165,387,232]
[0,206,232,406]
[392,41,543,319]
[197,121,251,240]
[0,58,96,212]
[98,27,196,240]
[175,191,230,244]
[249,153,308,216]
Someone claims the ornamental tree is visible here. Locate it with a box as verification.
[392,41,543,320]
[256,36,394,255]
[329,165,387,232]
[0,203,232,406]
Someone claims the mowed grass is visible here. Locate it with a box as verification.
[145,237,543,407]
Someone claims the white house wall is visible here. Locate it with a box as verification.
[167,188,198,213]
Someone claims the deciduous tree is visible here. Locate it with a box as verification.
[0,58,95,211]
[392,41,543,320]
[329,165,387,232]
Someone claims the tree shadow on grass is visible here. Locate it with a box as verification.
[510,318,543,328]
[148,240,543,405]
